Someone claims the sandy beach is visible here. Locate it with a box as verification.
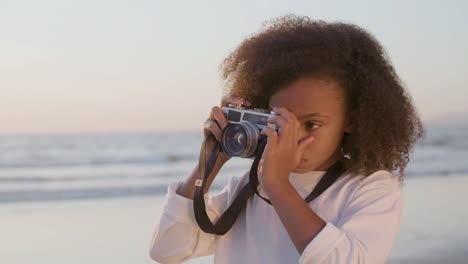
[0,173,467,264]
[387,173,468,264]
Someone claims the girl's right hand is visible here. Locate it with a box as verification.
[203,94,252,164]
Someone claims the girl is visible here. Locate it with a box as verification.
[149,14,423,264]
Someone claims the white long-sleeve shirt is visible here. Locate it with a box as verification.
[149,169,404,264]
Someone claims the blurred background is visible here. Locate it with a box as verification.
[1,0,467,263]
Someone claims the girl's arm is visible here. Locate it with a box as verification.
[265,170,403,264]
[148,168,249,263]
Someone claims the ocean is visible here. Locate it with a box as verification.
[0,123,467,204]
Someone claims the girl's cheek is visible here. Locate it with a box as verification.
[308,129,321,138]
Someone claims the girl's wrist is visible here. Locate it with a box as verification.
[262,175,291,194]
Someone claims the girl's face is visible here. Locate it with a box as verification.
[269,76,349,173]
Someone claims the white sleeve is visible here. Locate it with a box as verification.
[149,172,249,264]
[298,170,404,264]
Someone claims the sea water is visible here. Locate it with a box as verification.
[0,122,467,204]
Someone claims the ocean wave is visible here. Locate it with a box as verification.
[0,154,198,169]
[0,183,225,203]
[404,167,468,177]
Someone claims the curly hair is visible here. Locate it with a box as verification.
[219,14,424,182]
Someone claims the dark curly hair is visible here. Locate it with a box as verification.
[219,14,424,182]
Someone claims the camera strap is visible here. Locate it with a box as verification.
[193,133,345,235]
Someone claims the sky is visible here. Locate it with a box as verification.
[1,0,467,134]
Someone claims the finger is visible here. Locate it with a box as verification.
[268,115,292,141]
[220,94,235,106]
[297,135,315,153]
[267,115,288,128]
[260,126,277,136]
[220,94,252,107]
[260,126,278,146]
[203,119,222,141]
[211,106,228,129]
[271,106,295,121]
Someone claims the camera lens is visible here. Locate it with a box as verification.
[222,125,246,156]
[221,121,260,158]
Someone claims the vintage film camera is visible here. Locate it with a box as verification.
[221,104,279,159]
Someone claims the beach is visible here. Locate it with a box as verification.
[1,173,467,264]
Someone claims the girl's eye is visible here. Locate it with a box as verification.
[306,121,321,130]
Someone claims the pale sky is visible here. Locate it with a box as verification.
[1,0,467,134]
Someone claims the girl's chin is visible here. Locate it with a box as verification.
[292,167,308,173]
[293,160,312,173]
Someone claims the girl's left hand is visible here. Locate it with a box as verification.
[258,106,315,191]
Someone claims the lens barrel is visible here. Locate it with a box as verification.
[221,121,260,158]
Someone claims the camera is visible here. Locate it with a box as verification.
[221,103,279,159]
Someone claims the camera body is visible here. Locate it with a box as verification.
[220,104,279,159]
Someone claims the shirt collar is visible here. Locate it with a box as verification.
[289,170,327,186]
[257,170,327,199]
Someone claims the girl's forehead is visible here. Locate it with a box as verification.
[268,77,346,115]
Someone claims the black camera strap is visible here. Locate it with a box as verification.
[193,133,345,235]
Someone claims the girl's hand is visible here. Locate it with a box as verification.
[203,94,251,164]
[258,106,315,190]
